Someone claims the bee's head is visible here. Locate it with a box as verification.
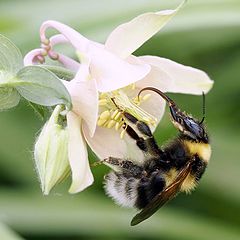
[138,87,209,143]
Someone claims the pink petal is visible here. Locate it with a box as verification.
[40,21,150,92]
[49,34,68,45]
[49,34,80,71]
[24,49,43,65]
[83,123,144,163]
[139,56,214,94]
[57,53,80,72]
[40,20,90,53]
[50,33,101,51]
[24,36,80,72]
[89,45,150,92]
[105,4,183,59]
[67,112,94,193]
[63,64,98,137]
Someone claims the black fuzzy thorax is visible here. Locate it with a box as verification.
[135,137,207,209]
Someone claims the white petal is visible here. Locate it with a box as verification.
[139,56,214,94]
[135,65,173,92]
[89,45,150,92]
[105,3,184,59]
[63,63,98,137]
[65,80,98,137]
[67,112,93,193]
[120,56,168,129]
[83,123,144,164]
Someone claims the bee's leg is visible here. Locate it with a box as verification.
[123,112,162,157]
[103,157,143,177]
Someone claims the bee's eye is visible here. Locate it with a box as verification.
[183,118,204,138]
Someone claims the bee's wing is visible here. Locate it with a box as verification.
[131,160,193,226]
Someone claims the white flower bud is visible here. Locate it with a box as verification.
[34,105,70,195]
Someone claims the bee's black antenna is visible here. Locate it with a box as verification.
[138,87,176,106]
[199,92,205,124]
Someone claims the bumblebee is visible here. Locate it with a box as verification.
[102,87,211,226]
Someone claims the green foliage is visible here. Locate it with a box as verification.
[0,34,23,74]
[0,0,240,239]
[0,34,72,111]
[0,34,22,110]
[16,66,72,110]
[0,87,20,110]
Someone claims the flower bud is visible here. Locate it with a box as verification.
[34,105,70,195]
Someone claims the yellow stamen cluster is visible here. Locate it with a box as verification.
[97,87,157,139]
[97,102,125,138]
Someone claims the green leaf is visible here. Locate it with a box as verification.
[43,65,75,81]
[15,66,72,109]
[0,35,23,110]
[0,34,23,74]
[0,87,20,110]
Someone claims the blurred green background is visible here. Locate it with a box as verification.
[0,0,240,239]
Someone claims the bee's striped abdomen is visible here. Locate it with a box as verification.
[104,171,138,208]
[104,170,166,209]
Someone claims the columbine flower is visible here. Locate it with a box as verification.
[24,2,213,192]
